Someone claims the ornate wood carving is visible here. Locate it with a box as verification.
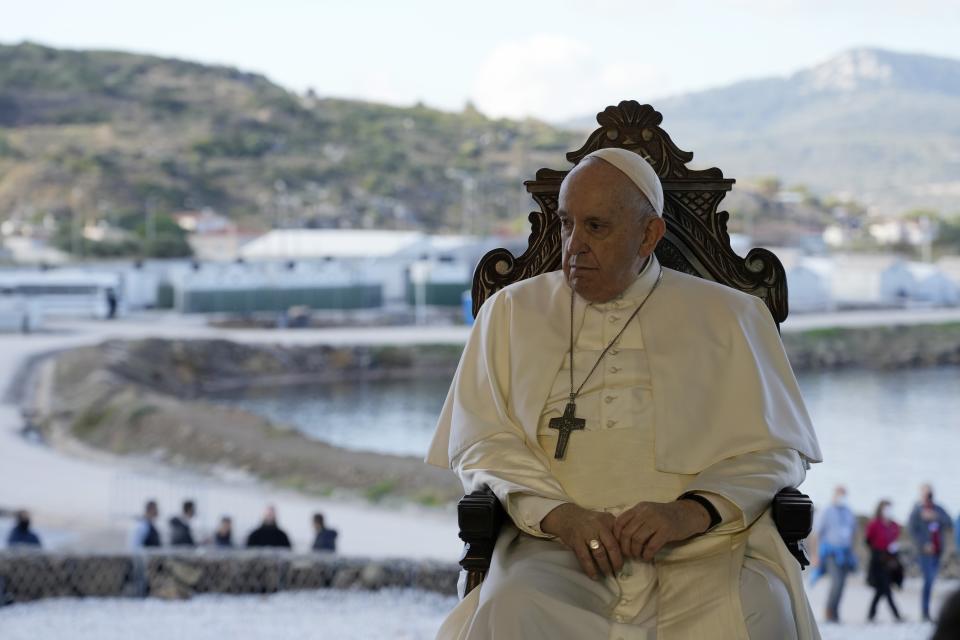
[472,100,788,325]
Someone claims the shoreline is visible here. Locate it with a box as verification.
[27,322,960,519]
[27,340,462,507]
[4,322,960,506]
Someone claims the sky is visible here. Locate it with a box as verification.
[1,0,959,122]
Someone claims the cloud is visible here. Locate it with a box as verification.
[470,34,672,122]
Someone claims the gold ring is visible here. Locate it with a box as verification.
[588,539,601,551]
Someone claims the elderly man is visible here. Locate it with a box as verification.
[427,148,822,639]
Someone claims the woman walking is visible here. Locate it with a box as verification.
[866,499,903,622]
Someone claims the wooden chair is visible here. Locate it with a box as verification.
[457,101,811,596]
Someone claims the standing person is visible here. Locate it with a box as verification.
[130,500,161,549]
[311,513,338,552]
[6,510,41,548]
[245,506,291,549]
[865,499,902,622]
[105,288,117,319]
[908,484,953,622]
[213,516,234,548]
[169,500,196,547]
[814,485,858,623]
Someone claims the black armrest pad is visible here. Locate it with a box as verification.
[772,487,813,569]
[772,487,813,540]
[458,487,506,544]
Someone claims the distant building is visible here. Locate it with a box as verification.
[904,262,959,306]
[173,209,233,234]
[239,229,426,261]
[0,269,120,319]
[826,254,957,308]
[1,236,70,265]
[769,248,833,313]
[82,220,133,244]
[936,256,960,288]
[789,260,834,313]
[867,218,936,247]
[174,210,259,262]
[188,230,260,262]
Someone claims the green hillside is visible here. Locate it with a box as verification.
[0,41,580,246]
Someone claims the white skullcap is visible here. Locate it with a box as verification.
[581,147,663,217]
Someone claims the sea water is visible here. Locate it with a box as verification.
[216,366,960,520]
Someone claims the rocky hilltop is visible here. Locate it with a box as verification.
[569,48,960,213]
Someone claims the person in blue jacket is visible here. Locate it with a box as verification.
[6,510,41,548]
[813,486,858,623]
[311,512,338,552]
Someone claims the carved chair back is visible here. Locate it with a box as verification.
[471,100,788,326]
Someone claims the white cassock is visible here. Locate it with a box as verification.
[426,255,823,640]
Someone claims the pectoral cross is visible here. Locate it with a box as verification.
[549,401,585,460]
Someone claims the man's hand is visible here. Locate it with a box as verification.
[540,503,623,580]
[613,500,712,562]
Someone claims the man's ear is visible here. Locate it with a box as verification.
[641,216,666,254]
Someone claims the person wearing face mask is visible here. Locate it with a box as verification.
[813,486,857,623]
[865,499,902,622]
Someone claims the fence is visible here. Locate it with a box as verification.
[0,550,458,605]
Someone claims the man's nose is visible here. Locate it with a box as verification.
[566,224,588,256]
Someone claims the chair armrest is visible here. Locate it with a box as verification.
[772,487,813,569]
[455,485,811,598]
[457,486,506,595]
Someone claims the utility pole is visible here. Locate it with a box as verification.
[145,196,157,258]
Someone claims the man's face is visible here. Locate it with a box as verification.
[558,159,664,303]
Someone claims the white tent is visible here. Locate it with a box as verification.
[829,254,910,308]
[904,262,959,306]
[937,256,960,287]
[767,248,833,313]
[786,258,834,313]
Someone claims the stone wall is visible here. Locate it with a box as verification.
[0,551,458,605]
[783,323,960,371]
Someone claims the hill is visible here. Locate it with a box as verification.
[568,48,960,215]
[0,41,580,248]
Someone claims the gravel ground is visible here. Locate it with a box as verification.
[1,579,954,640]
[806,575,956,640]
[0,589,458,640]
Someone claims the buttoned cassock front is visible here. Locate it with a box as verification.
[427,257,822,640]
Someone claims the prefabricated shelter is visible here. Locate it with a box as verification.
[0,269,119,318]
[172,259,382,314]
[767,248,833,313]
[829,254,912,308]
[787,258,834,313]
[904,262,959,306]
